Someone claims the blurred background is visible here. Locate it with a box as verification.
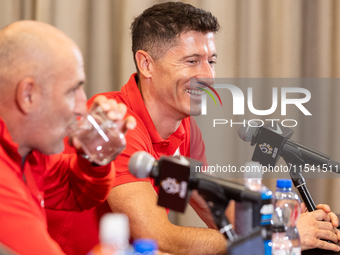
[1,0,340,228]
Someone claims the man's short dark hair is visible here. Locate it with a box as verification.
[131,1,220,73]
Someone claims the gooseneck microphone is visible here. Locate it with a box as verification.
[238,121,340,173]
[128,151,263,240]
[128,151,262,204]
[238,121,340,212]
[129,151,159,178]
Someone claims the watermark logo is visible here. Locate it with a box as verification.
[197,82,222,106]
[201,85,311,116]
[200,83,312,128]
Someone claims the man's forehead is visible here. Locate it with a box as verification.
[169,31,216,55]
[179,31,215,41]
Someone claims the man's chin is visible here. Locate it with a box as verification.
[42,143,65,155]
[189,106,202,116]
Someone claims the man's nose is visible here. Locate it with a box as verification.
[197,61,215,86]
[74,87,87,117]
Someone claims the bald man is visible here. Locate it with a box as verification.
[0,21,135,255]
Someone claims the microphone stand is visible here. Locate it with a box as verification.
[210,202,237,241]
[280,143,317,211]
[280,151,340,247]
[282,158,317,211]
[192,178,238,241]
[192,178,268,255]
[289,167,317,211]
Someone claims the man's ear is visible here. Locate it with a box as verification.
[15,77,40,114]
[135,50,155,78]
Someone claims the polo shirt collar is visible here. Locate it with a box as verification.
[124,74,185,144]
[0,117,22,165]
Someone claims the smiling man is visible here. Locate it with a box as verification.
[47,2,340,255]
[93,3,225,253]
[47,3,227,255]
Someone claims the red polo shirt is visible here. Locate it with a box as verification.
[0,117,114,255]
[47,73,207,255]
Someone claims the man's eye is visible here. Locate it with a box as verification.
[188,60,197,64]
[69,88,77,94]
[209,60,216,65]
[68,86,80,95]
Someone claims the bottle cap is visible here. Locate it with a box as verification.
[276,179,292,189]
[244,162,262,179]
[99,213,129,245]
[133,239,158,253]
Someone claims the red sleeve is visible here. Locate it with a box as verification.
[0,160,66,255]
[33,151,115,211]
[111,111,154,187]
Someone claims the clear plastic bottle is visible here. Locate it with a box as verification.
[272,225,293,255]
[272,179,301,255]
[132,239,158,255]
[87,213,134,255]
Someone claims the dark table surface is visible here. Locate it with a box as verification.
[302,249,340,255]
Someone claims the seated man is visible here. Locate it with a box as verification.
[47,2,340,255]
[0,20,135,255]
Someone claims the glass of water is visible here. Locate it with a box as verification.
[73,106,126,165]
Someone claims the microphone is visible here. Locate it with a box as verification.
[128,151,263,241]
[238,121,340,211]
[128,151,197,186]
[238,121,340,173]
[128,151,262,204]
[128,151,159,179]
[129,151,201,212]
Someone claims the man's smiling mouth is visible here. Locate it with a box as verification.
[185,88,206,95]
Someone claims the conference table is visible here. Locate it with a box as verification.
[303,248,340,255]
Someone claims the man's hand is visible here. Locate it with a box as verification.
[72,95,136,149]
[298,203,340,251]
[156,251,173,255]
[88,95,136,133]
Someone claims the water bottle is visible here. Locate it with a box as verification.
[133,239,158,255]
[272,225,293,255]
[273,179,301,255]
[87,213,133,255]
[235,162,273,255]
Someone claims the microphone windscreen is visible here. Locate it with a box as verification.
[237,120,259,142]
[128,151,155,178]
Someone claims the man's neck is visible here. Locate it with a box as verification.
[1,111,30,158]
[146,105,181,139]
[138,78,182,139]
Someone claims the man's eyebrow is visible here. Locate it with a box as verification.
[67,80,85,92]
[75,81,85,89]
[179,53,218,61]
